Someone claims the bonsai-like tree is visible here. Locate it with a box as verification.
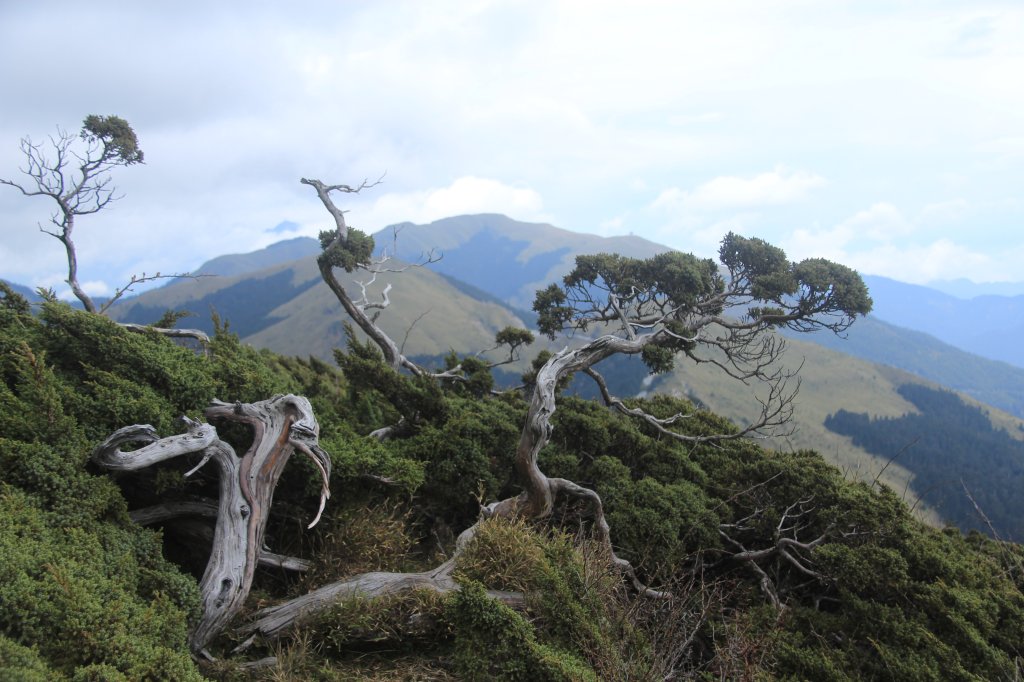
[2,115,144,313]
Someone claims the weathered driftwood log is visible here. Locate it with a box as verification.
[92,394,331,657]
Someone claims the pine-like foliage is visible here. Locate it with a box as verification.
[4,286,1024,680]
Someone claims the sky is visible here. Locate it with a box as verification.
[1,1,1023,300]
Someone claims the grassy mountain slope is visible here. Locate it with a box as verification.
[244,258,530,361]
[789,315,1024,419]
[111,254,529,362]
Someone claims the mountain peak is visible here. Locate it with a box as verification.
[192,237,320,277]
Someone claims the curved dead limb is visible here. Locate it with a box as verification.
[481,335,679,596]
[238,523,523,649]
[93,394,331,657]
[303,176,438,376]
[240,563,523,646]
[119,323,211,345]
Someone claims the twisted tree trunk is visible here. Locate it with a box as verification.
[92,394,331,657]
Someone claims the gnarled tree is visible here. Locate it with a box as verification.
[2,115,143,313]
[92,394,331,657]
[88,178,871,661]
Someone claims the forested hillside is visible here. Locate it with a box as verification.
[825,384,1024,539]
[6,253,1024,679]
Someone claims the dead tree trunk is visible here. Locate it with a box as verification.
[92,394,331,657]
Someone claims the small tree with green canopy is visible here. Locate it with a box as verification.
[3,116,210,345]
[1,115,145,313]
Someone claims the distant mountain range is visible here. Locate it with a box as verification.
[383,214,671,310]
[925,278,1024,299]
[863,275,1024,369]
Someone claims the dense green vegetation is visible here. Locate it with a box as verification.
[4,284,1024,680]
[825,383,1024,539]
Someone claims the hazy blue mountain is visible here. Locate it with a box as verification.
[191,236,320,277]
[862,275,1024,368]
[382,214,671,309]
[1,280,42,302]
[926,278,1024,299]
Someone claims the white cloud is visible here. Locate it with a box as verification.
[786,202,914,262]
[653,166,826,213]
[840,202,914,241]
[845,240,994,284]
[81,280,111,297]
[3,2,1024,292]
[356,176,547,229]
[783,200,1018,284]
[668,112,724,126]
[919,198,968,224]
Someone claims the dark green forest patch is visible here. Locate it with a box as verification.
[825,383,1024,538]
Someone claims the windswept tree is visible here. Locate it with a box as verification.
[1,115,144,313]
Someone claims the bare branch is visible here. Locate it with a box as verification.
[2,118,146,314]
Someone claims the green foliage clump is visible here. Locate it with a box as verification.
[446,581,597,682]
[0,635,59,681]
[0,486,201,680]
[319,227,375,273]
[453,517,651,680]
[81,114,144,165]
[442,351,495,397]
[392,395,522,525]
[335,325,448,429]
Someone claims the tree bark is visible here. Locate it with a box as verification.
[93,394,331,656]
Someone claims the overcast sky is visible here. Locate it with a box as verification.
[1,1,1022,299]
